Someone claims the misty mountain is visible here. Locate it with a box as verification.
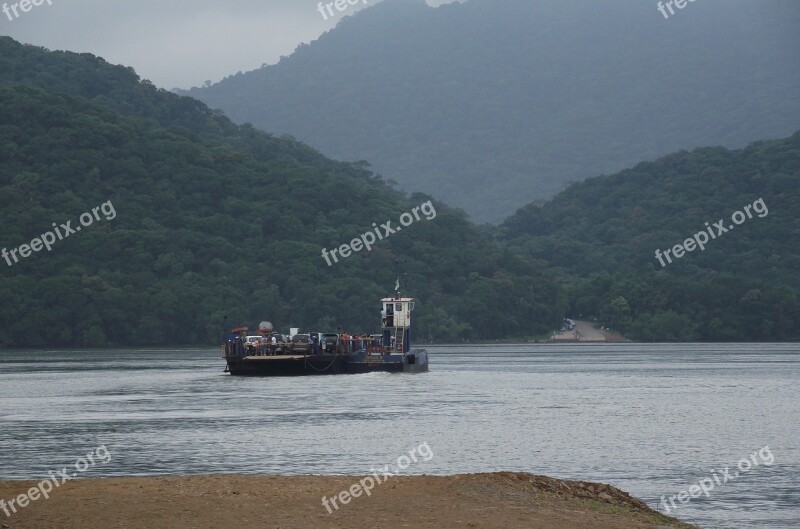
[1,34,796,345]
[183,0,800,223]
[0,37,563,346]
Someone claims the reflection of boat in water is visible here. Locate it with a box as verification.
[221,295,429,376]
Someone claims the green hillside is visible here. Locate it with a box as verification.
[500,133,800,341]
[0,38,564,347]
[183,0,800,223]
[2,36,796,345]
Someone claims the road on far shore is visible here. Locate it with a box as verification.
[551,320,610,342]
[575,320,607,341]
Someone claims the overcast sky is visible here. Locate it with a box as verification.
[0,0,457,90]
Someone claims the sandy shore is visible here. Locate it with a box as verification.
[550,321,631,343]
[0,472,694,529]
[552,320,605,342]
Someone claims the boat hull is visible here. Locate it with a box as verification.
[224,350,428,377]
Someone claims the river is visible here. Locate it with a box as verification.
[0,343,797,528]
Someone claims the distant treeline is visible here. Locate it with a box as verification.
[1,37,798,346]
[0,37,563,347]
[500,133,800,341]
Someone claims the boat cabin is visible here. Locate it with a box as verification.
[381,297,415,353]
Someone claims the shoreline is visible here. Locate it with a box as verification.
[9,340,800,350]
[0,472,695,529]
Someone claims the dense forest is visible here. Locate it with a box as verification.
[1,37,797,346]
[0,37,564,347]
[183,0,800,223]
[500,134,800,341]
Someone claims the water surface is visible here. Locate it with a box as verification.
[1,343,797,528]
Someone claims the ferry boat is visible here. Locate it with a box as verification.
[221,296,429,376]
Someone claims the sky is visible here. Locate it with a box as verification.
[0,0,458,90]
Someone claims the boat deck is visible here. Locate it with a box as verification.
[241,355,309,361]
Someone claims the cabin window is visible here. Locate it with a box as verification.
[395,303,403,311]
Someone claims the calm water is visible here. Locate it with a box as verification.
[0,344,798,529]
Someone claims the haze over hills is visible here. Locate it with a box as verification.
[183,0,800,223]
[0,37,563,347]
[1,35,797,345]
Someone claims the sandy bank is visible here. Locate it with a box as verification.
[0,472,694,529]
[549,321,632,343]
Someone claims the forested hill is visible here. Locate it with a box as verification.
[499,133,800,341]
[0,37,564,347]
[182,0,800,223]
[1,36,797,345]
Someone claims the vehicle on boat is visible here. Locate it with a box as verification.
[321,333,339,353]
[221,295,429,376]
